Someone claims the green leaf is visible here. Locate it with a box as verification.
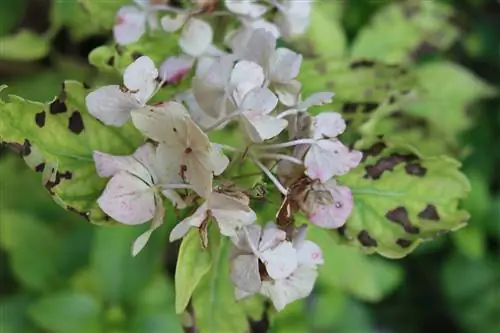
[291,1,346,58]
[175,229,212,314]
[351,1,459,63]
[406,61,496,141]
[0,211,60,291]
[0,0,26,36]
[270,300,309,333]
[0,81,143,224]
[79,0,129,30]
[50,0,102,40]
[29,292,102,333]
[0,30,50,61]
[309,228,403,301]
[451,225,485,260]
[90,226,162,304]
[0,295,37,333]
[192,236,248,333]
[336,137,470,258]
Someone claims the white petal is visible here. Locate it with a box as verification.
[296,240,324,267]
[260,266,317,311]
[123,56,158,105]
[235,287,254,300]
[259,223,287,252]
[313,112,346,139]
[114,6,147,45]
[97,172,155,225]
[298,92,334,110]
[169,203,208,242]
[242,114,287,142]
[274,81,301,107]
[225,0,268,18]
[234,28,276,69]
[259,241,297,280]
[185,150,213,198]
[85,85,141,126]
[231,224,262,253]
[169,220,192,242]
[309,183,353,229]
[191,78,234,119]
[269,48,302,83]
[230,60,265,90]
[132,195,165,256]
[180,18,213,57]
[179,90,220,130]
[160,13,187,32]
[199,54,234,88]
[241,87,278,115]
[305,139,363,183]
[210,143,230,175]
[231,254,261,293]
[159,55,194,84]
[93,152,136,178]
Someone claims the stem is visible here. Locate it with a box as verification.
[220,144,242,152]
[252,158,288,196]
[257,138,317,150]
[258,153,303,165]
[203,111,241,132]
[277,109,300,119]
[157,183,193,190]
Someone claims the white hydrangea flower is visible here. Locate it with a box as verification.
[93,143,185,256]
[169,191,257,242]
[161,15,214,58]
[131,102,228,198]
[274,0,313,39]
[113,0,163,45]
[225,0,269,18]
[231,223,298,294]
[86,56,158,126]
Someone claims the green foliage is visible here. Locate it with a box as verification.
[0,81,143,224]
[0,30,50,61]
[337,138,470,258]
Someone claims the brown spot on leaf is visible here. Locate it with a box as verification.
[358,230,377,247]
[49,98,67,114]
[68,111,84,134]
[361,142,387,162]
[349,59,375,69]
[396,238,413,248]
[418,204,440,221]
[386,207,420,234]
[364,153,418,180]
[35,163,45,172]
[68,206,90,221]
[405,162,427,177]
[45,171,72,194]
[35,111,46,127]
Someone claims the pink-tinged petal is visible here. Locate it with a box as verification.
[296,240,324,267]
[305,139,362,182]
[123,56,158,104]
[260,241,297,280]
[132,194,165,256]
[308,184,353,229]
[159,55,194,84]
[230,254,261,293]
[269,48,302,83]
[85,85,141,126]
[114,6,147,45]
[313,112,346,139]
[97,171,155,225]
[180,18,213,57]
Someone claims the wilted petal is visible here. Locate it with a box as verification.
[259,241,297,280]
[97,171,155,225]
[159,55,194,84]
[269,48,302,83]
[180,18,213,57]
[309,183,353,229]
[313,112,346,139]
[231,254,261,293]
[123,56,158,104]
[209,192,257,236]
[305,139,362,182]
[231,224,262,253]
[259,223,287,252]
[86,85,141,126]
[185,150,213,198]
[114,6,147,45]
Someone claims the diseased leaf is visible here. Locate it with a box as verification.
[406,61,496,141]
[175,229,212,314]
[0,30,49,61]
[29,292,102,333]
[0,81,143,224]
[336,137,470,258]
[351,1,460,63]
[192,236,248,333]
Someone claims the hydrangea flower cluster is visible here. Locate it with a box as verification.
[86,0,362,311]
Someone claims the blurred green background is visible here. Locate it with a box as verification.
[1,0,499,332]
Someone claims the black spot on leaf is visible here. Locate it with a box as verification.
[388,95,397,104]
[68,111,84,134]
[45,171,72,194]
[342,103,358,114]
[68,206,90,221]
[106,55,115,66]
[358,230,377,247]
[405,162,427,177]
[349,59,375,69]
[396,238,413,248]
[410,41,438,61]
[386,207,420,234]
[418,204,440,221]
[363,103,379,113]
[21,139,32,156]
[361,142,387,162]
[35,163,45,172]
[131,51,144,60]
[49,98,67,114]
[35,111,46,127]
[337,225,346,237]
[364,153,418,180]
